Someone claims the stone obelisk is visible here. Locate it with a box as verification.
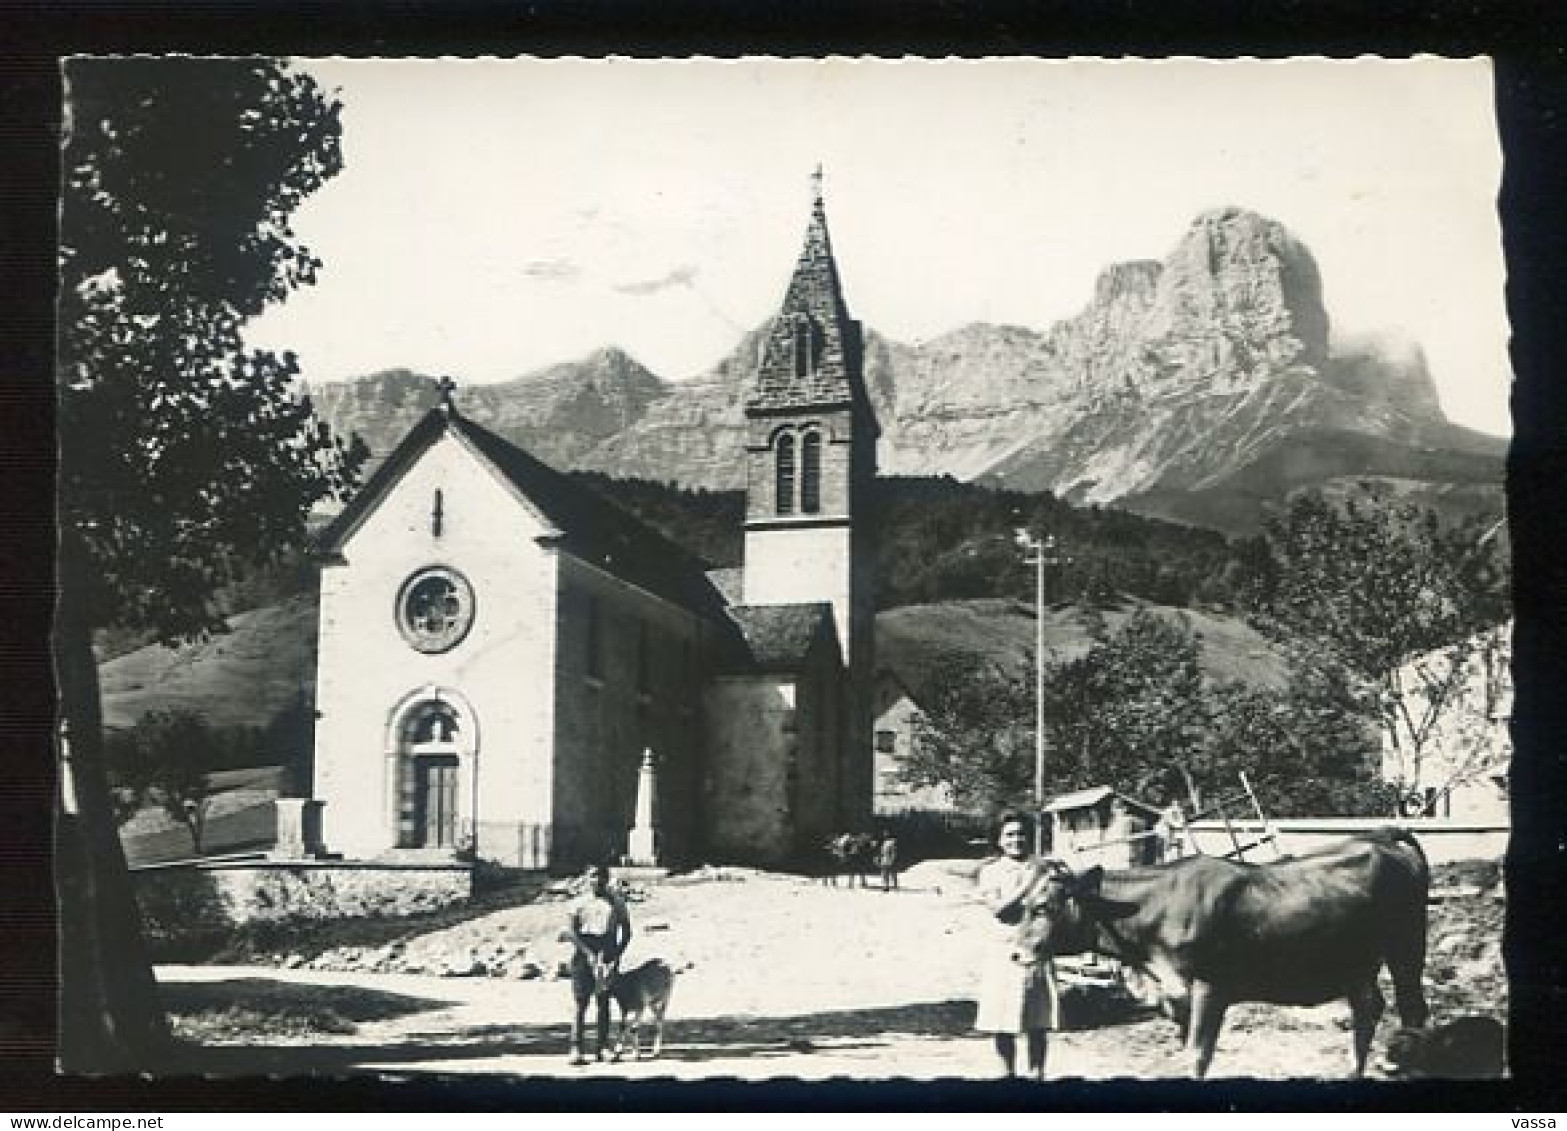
[627,748,660,866]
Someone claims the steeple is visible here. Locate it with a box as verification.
[738,169,880,835]
[747,168,865,415]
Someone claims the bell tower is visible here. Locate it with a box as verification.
[741,169,879,822]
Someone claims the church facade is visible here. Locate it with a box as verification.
[309,184,878,870]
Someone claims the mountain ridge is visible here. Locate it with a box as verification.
[303,207,1506,530]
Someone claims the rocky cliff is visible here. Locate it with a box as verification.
[307,208,1505,523]
[306,346,669,475]
[895,207,1482,501]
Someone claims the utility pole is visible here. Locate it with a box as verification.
[1015,529,1059,856]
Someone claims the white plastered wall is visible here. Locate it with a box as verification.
[313,430,559,862]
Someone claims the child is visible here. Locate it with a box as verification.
[567,863,632,1064]
[877,830,899,892]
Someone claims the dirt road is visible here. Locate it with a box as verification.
[156,864,1506,1082]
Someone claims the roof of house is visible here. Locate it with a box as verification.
[1043,785,1162,817]
[315,407,729,619]
[722,602,838,674]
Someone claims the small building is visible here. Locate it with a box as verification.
[870,670,957,816]
[1043,786,1164,867]
[1380,621,1511,823]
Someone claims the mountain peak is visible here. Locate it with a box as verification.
[1159,206,1330,370]
[1191,204,1273,228]
[589,344,637,368]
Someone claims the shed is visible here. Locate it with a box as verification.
[1043,786,1165,867]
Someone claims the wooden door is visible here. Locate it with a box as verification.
[415,754,459,848]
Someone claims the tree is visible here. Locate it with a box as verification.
[1201,663,1397,818]
[902,608,1402,823]
[104,711,219,853]
[1040,611,1210,806]
[904,656,1035,817]
[906,612,1213,817]
[1255,488,1509,807]
[56,58,362,1071]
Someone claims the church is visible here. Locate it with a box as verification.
[308,180,879,871]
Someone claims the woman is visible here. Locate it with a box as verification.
[974,809,1060,1079]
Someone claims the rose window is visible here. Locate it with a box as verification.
[397,567,475,653]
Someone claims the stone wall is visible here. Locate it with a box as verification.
[703,676,796,862]
[134,858,473,951]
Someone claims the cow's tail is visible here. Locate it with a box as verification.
[1382,826,1432,1029]
[1387,826,1430,878]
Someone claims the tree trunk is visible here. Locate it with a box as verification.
[55,603,170,1072]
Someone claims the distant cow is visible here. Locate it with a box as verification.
[822,832,877,888]
[1015,827,1431,1078]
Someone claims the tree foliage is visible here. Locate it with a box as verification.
[55,57,358,1071]
[1252,487,1510,801]
[904,658,1034,817]
[583,472,1249,611]
[105,710,217,851]
[59,57,365,642]
[904,610,1396,822]
[1201,659,1397,818]
[1040,611,1210,803]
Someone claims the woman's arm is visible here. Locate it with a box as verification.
[982,864,1038,921]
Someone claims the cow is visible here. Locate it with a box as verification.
[822,832,877,888]
[1014,827,1431,1078]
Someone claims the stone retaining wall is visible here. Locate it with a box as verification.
[133,858,474,951]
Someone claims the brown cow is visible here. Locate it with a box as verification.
[1014,827,1431,1078]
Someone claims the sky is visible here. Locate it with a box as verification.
[247,57,1511,436]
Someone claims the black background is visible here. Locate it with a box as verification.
[3,0,1565,1111]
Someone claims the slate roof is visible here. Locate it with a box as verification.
[721,602,838,673]
[315,407,728,620]
[747,194,865,413]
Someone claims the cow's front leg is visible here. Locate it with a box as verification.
[1347,981,1386,1078]
[1187,979,1228,1079]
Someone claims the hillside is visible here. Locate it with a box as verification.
[99,591,1287,737]
[876,597,1291,701]
[99,596,317,732]
[1119,427,1507,535]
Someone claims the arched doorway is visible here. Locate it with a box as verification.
[386,690,478,852]
[408,704,459,847]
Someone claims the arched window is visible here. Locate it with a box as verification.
[792,316,813,378]
[776,432,796,515]
[801,430,822,514]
